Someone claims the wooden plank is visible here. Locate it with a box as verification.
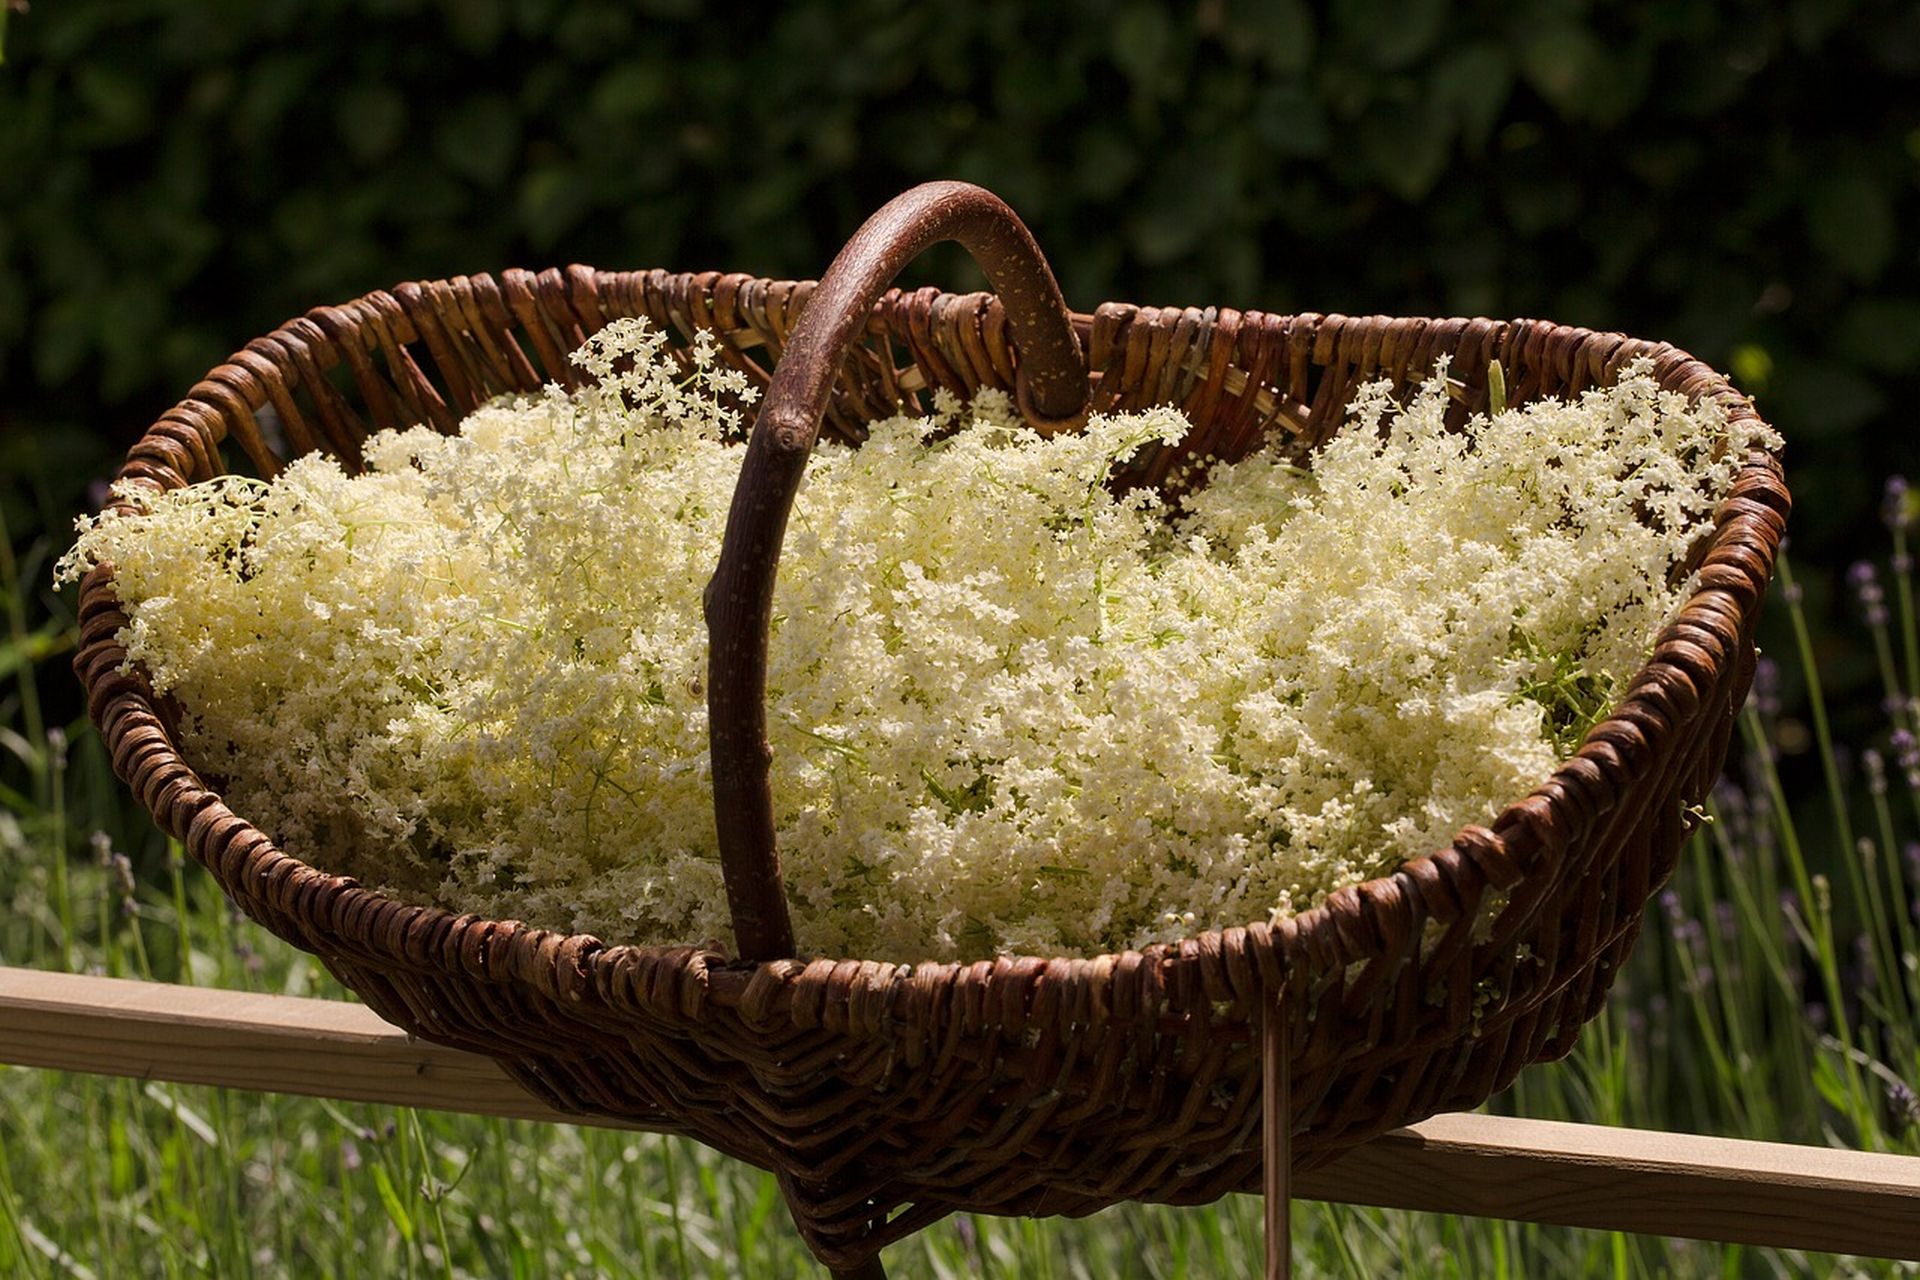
[0,965,634,1126]
[1300,1115,1920,1260]
[3,967,1917,1259]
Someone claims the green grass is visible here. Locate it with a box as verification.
[3,490,1919,1277]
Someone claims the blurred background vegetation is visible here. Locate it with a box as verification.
[8,0,1920,808]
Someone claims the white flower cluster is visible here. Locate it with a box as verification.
[61,320,1773,961]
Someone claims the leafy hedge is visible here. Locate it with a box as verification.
[3,0,1918,566]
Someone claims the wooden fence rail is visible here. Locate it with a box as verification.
[2,967,1917,1261]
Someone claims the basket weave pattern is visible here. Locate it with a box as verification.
[76,263,1788,1267]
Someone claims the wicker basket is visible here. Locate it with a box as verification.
[75,183,1788,1273]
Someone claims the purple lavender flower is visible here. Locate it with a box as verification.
[1888,1078,1920,1136]
[112,854,137,917]
[91,832,138,917]
[1894,731,1920,791]
[1751,657,1781,717]
[1884,476,1912,533]
[1855,932,1876,986]
[1712,778,1746,818]
[1850,560,1889,628]
[1660,890,1685,927]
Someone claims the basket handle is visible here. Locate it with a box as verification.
[703,180,1089,962]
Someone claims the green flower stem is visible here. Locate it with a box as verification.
[48,736,70,975]
[1863,786,1914,1038]
[1777,554,1857,860]
[1739,708,1874,1140]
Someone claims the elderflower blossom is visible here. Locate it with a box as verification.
[59,319,1776,962]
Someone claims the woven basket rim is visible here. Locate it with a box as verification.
[77,268,1790,1018]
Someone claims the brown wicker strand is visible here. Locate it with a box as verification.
[704,181,1088,963]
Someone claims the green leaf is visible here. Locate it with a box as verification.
[335,84,408,164]
[1110,4,1175,92]
[1811,1053,1852,1114]
[1430,44,1511,153]
[437,94,522,187]
[1072,126,1143,202]
[33,292,98,387]
[142,1083,218,1147]
[1130,159,1239,263]
[98,280,168,401]
[592,64,668,121]
[922,764,993,815]
[518,165,592,250]
[1806,168,1894,281]
[1355,96,1454,201]
[1766,359,1886,438]
[234,52,320,142]
[444,0,507,53]
[0,261,25,356]
[0,623,73,684]
[371,1163,416,1243]
[1252,83,1330,159]
[73,61,152,147]
[1518,24,1606,117]
[1835,298,1920,373]
[1499,169,1581,235]
[1225,0,1314,74]
[1333,0,1445,71]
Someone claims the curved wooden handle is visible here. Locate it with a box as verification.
[702,181,1089,962]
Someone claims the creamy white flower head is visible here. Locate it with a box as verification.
[59,324,1771,962]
